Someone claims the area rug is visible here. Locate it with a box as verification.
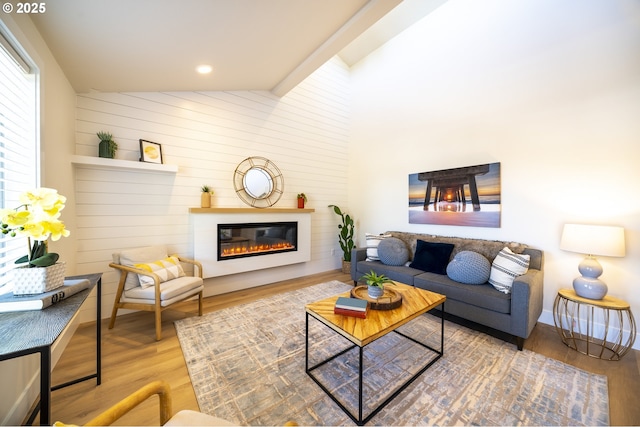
[174,281,609,426]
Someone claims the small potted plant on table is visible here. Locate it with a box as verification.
[360,270,394,299]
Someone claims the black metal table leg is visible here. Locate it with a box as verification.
[305,300,445,426]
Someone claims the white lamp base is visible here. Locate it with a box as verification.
[573,276,608,300]
[573,255,608,300]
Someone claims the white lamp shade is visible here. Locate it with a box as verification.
[560,224,625,257]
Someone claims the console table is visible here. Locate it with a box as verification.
[0,273,102,425]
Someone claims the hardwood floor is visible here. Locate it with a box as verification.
[46,270,640,426]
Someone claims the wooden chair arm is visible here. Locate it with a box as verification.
[171,255,203,278]
[84,380,173,426]
[109,263,161,285]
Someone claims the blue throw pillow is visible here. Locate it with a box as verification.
[446,251,491,285]
[377,237,409,266]
[409,240,454,275]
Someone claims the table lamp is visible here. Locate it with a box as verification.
[560,224,625,300]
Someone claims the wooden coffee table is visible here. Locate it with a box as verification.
[305,282,446,425]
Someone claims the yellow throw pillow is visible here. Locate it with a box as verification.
[134,256,186,288]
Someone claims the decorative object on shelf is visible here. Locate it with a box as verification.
[200,185,214,208]
[233,156,284,208]
[560,223,625,300]
[97,131,118,158]
[328,204,355,274]
[359,270,394,299]
[0,187,70,294]
[139,139,163,164]
[297,193,307,209]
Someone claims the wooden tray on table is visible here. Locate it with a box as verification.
[350,285,403,310]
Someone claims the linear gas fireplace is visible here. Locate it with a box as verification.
[218,221,297,261]
[192,208,312,279]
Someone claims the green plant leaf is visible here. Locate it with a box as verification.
[30,252,59,267]
[15,255,29,264]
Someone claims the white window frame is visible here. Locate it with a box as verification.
[0,24,39,291]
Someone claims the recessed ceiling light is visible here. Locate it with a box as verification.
[196,65,213,74]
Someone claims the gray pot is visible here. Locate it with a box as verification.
[367,285,384,299]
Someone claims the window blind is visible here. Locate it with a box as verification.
[0,29,38,290]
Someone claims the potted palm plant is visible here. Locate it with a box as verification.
[360,270,394,298]
[328,204,355,274]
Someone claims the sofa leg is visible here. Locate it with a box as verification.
[516,336,524,351]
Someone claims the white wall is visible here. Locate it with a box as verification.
[349,0,640,343]
[73,57,351,322]
[0,12,78,426]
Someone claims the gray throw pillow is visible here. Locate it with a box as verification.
[446,250,491,285]
[377,237,409,266]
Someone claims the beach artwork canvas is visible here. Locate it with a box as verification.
[408,162,501,227]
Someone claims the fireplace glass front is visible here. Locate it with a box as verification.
[218,221,297,260]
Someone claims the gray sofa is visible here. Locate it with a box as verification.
[351,231,544,350]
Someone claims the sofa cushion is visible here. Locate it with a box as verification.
[414,272,511,314]
[124,276,203,305]
[377,237,409,266]
[356,260,423,285]
[134,256,186,288]
[387,231,527,262]
[409,240,454,275]
[365,233,391,261]
[489,247,530,294]
[446,251,491,285]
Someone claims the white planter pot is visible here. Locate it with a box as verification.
[11,262,66,295]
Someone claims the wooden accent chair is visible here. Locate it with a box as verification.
[70,380,296,426]
[109,245,204,340]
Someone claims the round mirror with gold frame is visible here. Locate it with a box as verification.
[233,156,284,208]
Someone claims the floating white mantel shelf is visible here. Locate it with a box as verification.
[189,207,315,214]
[70,155,178,174]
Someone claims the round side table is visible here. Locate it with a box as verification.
[553,289,636,360]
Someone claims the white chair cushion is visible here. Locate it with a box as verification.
[113,245,168,290]
[165,410,237,426]
[123,276,203,306]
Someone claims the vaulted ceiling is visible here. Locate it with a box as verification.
[30,0,446,96]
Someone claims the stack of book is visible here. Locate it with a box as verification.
[334,296,368,318]
[0,278,91,313]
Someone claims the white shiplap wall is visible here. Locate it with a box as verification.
[73,57,351,322]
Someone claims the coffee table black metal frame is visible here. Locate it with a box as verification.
[305,301,444,426]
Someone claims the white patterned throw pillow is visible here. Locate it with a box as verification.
[134,256,186,288]
[365,233,391,261]
[488,247,530,294]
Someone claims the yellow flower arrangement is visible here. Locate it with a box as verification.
[0,187,70,267]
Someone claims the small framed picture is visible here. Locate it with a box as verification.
[139,139,163,164]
